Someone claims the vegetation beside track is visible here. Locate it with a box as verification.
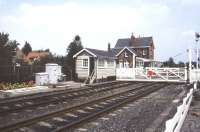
[0,81,34,90]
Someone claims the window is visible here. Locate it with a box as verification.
[82,59,88,68]
[107,60,114,67]
[124,60,129,68]
[124,51,128,57]
[98,59,105,67]
[136,60,144,67]
[143,49,147,55]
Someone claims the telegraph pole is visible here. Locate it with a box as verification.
[195,32,200,69]
[188,48,192,83]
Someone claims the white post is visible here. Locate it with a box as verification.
[185,67,187,81]
[197,46,198,70]
[194,82,197,90]
[189,49,192,83]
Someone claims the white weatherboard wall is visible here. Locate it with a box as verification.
[76,56,89,78]
[57,65,62,80]
[35,72,49,85]
[96,59,116,79]
[46,63,60,84]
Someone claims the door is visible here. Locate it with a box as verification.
[89,57,95,75]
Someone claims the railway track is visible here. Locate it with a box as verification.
[0,81,122,104]
[0,82,169,132]
[0,81,137,116]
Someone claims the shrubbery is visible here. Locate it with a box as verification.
[0,81,34,90]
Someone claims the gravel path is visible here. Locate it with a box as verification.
[73,84,186,132]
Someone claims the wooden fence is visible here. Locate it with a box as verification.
[0,65,45,82]
[164,85,195,132]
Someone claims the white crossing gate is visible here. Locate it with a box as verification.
[116,67,187,82]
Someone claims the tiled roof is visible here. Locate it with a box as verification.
[115,37,152,48]
[86,48,116,59]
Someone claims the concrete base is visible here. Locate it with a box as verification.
[0,81,85,99]
[0,86,49,98]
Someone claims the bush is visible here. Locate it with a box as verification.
[0,81,34,90]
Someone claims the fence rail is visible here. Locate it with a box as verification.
[116,67,187,82]
[164,86,195,132]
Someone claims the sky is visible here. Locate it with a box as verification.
[0,0,200,62]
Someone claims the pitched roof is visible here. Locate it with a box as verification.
[114,37,153,48]
[86,48,115,59]
[115,47,136,56]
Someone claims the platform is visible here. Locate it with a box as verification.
[0,81,84,99]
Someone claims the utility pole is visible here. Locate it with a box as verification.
[188,48,192,83]
[195,32,200,69]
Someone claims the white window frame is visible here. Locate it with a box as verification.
[82,59,88,68]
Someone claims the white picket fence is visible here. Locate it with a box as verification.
[164,86,195,132]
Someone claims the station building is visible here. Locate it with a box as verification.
[73,34,159,82]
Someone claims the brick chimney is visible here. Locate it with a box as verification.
[130,32,135,46]
[131,32,135,39]
[108,43,111,52]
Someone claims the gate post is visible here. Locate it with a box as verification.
[185,67,187,81]
[188,48,192,83]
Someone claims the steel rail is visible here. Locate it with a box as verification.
[54,83,170,132]
[0,82,158,132]
[0,81,123,104]
[0,82,134,115]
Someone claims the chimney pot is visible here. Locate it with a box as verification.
[108,43,111,52]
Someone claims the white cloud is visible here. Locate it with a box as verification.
[181,0,200,6]
[0,1,174,60]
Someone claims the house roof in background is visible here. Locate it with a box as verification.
[114,37,153,48]
[24,51,49,62]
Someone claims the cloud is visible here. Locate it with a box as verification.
[181,0,200,6]
[0,1,182,61]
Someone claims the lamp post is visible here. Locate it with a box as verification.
[195,32,200,69]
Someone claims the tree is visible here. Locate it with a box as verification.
[22,41,32,56]
[65,35,83,80]
[0,32,20,82]
[0,32,19,65]
[162,57,176,67]
[177,61,185,67]
[0,32,10,64]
